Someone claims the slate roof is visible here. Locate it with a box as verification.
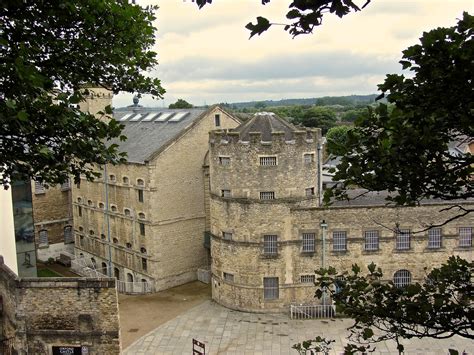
[111,107,207,163]
[233,112,298,141]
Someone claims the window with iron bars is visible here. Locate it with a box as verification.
[259,156,277,166]
[263,235,278,255]
[39,229,48,246]
[459,227,472,247]
[302,233,315,252]
[396,229,411,250]
[260,191,275,200]
[263,277,279,300]
[393,269,411,287]
[223,272,234,282]
[364,230,379,251]
[219,156,231,166]
[300,274,315,283]
[333,231,347,251]
[428,228,442,249]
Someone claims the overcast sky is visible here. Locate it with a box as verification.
[113,0,473,108]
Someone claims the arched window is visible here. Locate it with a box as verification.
[78,226,84,232]
[112,238,118,244]
[111,205,117,212]
[100,233,106,240]
[123,176,129,184]
[87,199,93,206]
[393,269,411,288]
[98,202,105,209]
[109,174,116,182]
[127,273,134,282]
[124,208,131,216]
[101,262,108,274]
[89,230,94,236]
[140,247,147,254]
[137,178,145,187]
[126,242,132,249]
[138,212,146,219]
[91,258,97,269]
[77,197,82,203]
[114,267,120,280]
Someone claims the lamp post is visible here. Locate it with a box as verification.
[320,219,328,305]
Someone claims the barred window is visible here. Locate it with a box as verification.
[304,153,314,164]
[260,191,275,200]
[223,272,234,282]
[459,227,472,247]
[263,277,279,300]
[396,229,411,250]
[221,189,231,198]
[364,230,379,251]
[300,274,315,283]
[263,235,278,255]
[428,228,442,249]
[393,269,411,287]
[35,181,45,194]
[219,156,231,166]
[333,231,347,251]
[305,187,315,197]
[39,229,48,246]
[222,232,233,240]
[259,156,277,166]
[302,233,315,252]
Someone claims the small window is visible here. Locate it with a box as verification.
[89,230,94,236]
[219,156,231,166]
[263,277,279,300]
[223,272,234,282]
[305,187,315,197]
[428,228,442,249]
[91,258,97,269]
[302,233,315,252]
[35,181,45,194]
[459,227,472,247]
[123,176,129,184]
[221,189,231,198]
[77,197,83,204]
[300,274,315,283]
[124,208,131,216]
[39,229,48,246]
[259,156,277,166]
[64,226,73,244]
[78,206,82,217]
[214,113,221,127]
[393,269,411,287]
[61,179,71,191]
[260,191,275,200]
[364,230,379,251]
[137,178,145,187]
[396,229,411,250]
[142,258,147,271]
[100,234,106,240]
[222,232,233,240]
[79,235,84,246]
[109,174,116,182]
[138,212,146,219]
[113,237,118,244]
[263,235,278,256]
[139,223,145,236]
[98,202,105,209]
[333,231,347,251]
[87,199,93,206]
[138,189,144,203]
[335,276,345,294]
[126,242,132,249]
[78,226,84,232]
[111,205,117,212]
[304,153,314,164]
[140,247,147,254]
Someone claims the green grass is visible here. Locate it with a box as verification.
[37,268,63,277]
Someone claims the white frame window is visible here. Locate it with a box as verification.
[396,229,411,250]
[393,269,411,287]
[259,156,277,166]
[459,227,472,247]
[219,156,231,166]
[260,191,275,200]
[263,235,278,256]
[333,231,347,251]
[263,277,279,300]
[428,228,442,249]
[300,274,315,283]
[364,230,379,251]
[302,233,315,252]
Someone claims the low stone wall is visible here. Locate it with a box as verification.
[0,256,121,354]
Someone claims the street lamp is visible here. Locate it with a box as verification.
[320,219,328,305]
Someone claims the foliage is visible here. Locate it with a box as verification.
[0,1,165,187]
[340,108,368,122]
[291,107,337,134]
[169,99,193,109]
[195,0,371,37]
[328,12,474,207]
[326,125,353,156]
[294,256,473,354]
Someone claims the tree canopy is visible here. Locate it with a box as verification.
[169,99,193,109]
[328,12,474,210]
[0,1,164,187]
[325,125,353,156]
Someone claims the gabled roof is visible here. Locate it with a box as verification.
[233,112,298,141]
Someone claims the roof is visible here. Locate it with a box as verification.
[233,112,298,141]
[111,107,207,163]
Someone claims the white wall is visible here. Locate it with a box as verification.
[0,180,18,275]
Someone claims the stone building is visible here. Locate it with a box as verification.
[209,113,473,312]
[72,104,240,292]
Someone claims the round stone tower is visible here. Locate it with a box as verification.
[209,112,322,312]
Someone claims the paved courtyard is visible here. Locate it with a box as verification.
[124,300,471,355]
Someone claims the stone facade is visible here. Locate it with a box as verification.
[0,257,120,354]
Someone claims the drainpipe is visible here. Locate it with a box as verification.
[320,219,328,305]
[104,164,112,277]
[317,143,322,207]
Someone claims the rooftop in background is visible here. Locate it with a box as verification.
[233,112,300,141]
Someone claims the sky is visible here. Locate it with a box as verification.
[113,0,473,108]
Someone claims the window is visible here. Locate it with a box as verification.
[78,226,84,232]
[123,176,129,184]
[126,242,132,249]
[304,153,314,164]
[113,238,118,244]
[428,228,442,249]
[64,226,73,244]
[260,191,275,200]
[222,232,233,240]
[109,174,116,182]
[221,189,231,198]
[219,156,231,166]
[78,206,82,217]
[300,274,315,283]
[263,277,279,300]
[142,258,147,271]
[79,235,84,246]
[34,181,45,194]
[101,262,108,274]
[39,229,48,246]
[139,223,145,236]
[459,227,472,247]
[137,178,145,187]
[393,269,411,287]
[124,208,131,216]
[138,189,144,203]
[223,272,234,282]
[91,258,97,269]
[98,202,105,209]
[214,113,221,127]
[100,234,106,240]
[89,230,95,236]
[335,276,345,294]
[87,199,93,206]
[77,197,82,204]
[302,233,315,252]
[259,156,277,166]
[138,212,146,219]
[263,235,278,256]
[333,231,347,251]
[364,230,379,251]
[305,187,315,197]
[396,229,411,250]
[110,205,117,212]
[61,179,71,191]
[140,247,147,254]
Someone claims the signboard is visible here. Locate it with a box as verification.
[52,346,88,355]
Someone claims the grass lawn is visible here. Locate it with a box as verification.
[37,268,63,277]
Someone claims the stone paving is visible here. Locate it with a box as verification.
[124,301,472,355]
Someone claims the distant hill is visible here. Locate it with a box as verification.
[228,94,378,109]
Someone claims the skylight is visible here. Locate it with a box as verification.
[155,112,175,122]
[119,113,133,121]
[169,112,189,122]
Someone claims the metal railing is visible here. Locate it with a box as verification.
[290,303,336,319]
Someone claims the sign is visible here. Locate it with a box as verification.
[52,346,82,355]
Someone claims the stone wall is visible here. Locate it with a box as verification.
[0,257,120,354]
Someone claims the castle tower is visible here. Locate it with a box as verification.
[78,86,113,120]
[209,112,322,311]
